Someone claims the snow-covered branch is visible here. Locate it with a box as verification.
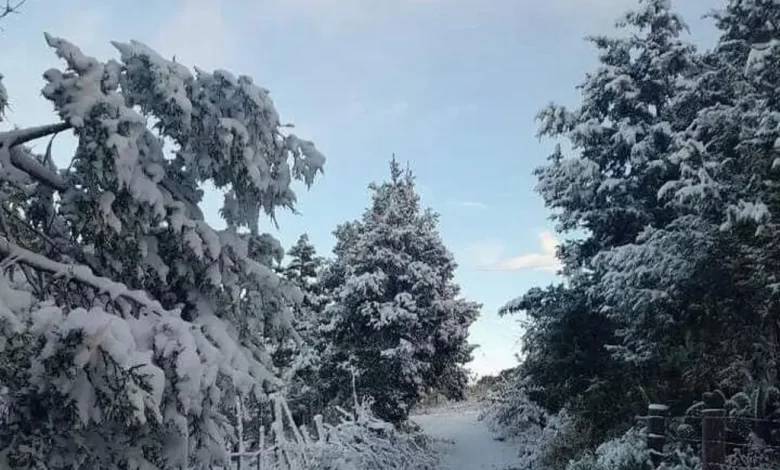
[3,122,71,148]
[0,123,70,191]
[0,32,325,469]
[0,235,172,316]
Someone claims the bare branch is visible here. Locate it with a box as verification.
[0,0,25,21]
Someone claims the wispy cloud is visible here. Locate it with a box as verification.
[466,231,562,273]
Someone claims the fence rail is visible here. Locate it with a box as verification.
[640,404,780,470]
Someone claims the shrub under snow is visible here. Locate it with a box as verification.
[307,403,439,470]
[566,429,652,470]
[230,400,440,470]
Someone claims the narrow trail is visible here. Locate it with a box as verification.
[412,403,521,470]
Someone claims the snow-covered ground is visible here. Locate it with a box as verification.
[412,403,521,470]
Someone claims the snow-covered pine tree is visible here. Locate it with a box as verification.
[279,234,328,424]
[594,0,780,400]
[322,158,479,424]
[500,0,703,440]
[284,234,327,324]
[0,35,324,469]
[534,0,698,270]
[644,0,780,389]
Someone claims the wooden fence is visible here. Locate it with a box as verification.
[641,404,780,470]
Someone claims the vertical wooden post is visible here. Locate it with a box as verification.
[236,396,244,470]
[647,404,668,468]
[702,409,725,470]
[257,411,264,470]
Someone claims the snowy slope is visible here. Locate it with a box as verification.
[412,403,521,470]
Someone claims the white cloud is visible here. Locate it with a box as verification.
[154,0,234,70]
[467,231,562,273]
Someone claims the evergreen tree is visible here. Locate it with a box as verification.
[279,234,328,423]
[281,234,327,346]
[501,0,704,439]
[599,0,780,399]
[285,235,324,286]
[323,158,479,423]
[0,35,324,468]
[502,0,780,454]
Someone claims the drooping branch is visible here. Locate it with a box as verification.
[3,122,71,147]
[0,123,71,191]
[0,123,206,220]
[0,235,174,316]
[8,146,67,190]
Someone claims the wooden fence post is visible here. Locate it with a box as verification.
[235,395,245,470]
[647,404,668,468]
[702,409,725,470]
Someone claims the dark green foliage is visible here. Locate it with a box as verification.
[496,0,780,466]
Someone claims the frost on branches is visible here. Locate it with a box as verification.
[0,34,323,469]
[322,158,479,424]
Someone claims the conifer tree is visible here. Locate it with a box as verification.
[323,158,479,423]
[501,0,703,439]
[279,234,328,423]
[0,35,324,469]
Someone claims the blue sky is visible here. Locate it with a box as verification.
[0,0,718,376]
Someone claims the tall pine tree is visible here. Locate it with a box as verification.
[501,0,704,439]
[323,158,479,423]
[279,234,328,423]
[283,234,327,343]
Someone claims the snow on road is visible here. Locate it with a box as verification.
[412,403,521,470]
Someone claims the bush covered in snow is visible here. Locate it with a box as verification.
[231,399,439,470]
[522,409,594,470]
[480,371,548,441]
[565,429,652,470]
[307,401,439,470]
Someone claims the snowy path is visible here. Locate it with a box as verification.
[412,403,521,470]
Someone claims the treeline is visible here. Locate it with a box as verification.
[485,0,780,469]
